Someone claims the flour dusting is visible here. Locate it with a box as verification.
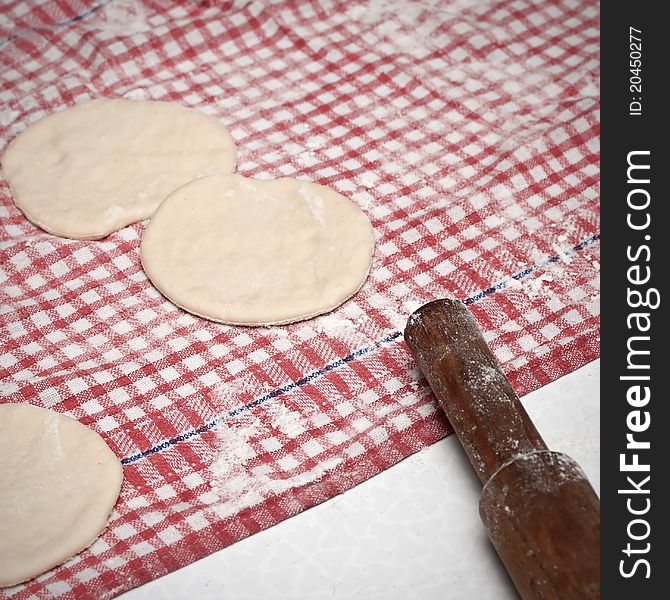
[41,411,65,461]
[88,0,151,34]
[346,0,448,54]
[265,401,306,438]
[552,243,572,264]
[315,313,371,347]
[298,184,325,225]
[367,295,425,331]
[357,172,377,189]
[207,415,265,514]
[123,88,149,101]
[105,204,125,220]
[206,400,340,519]
[508,271,558,300]
[210,375,259,412]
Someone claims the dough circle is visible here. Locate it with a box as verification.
[1,98,237,239]
[140,174,375,325]
[0,403,123,588]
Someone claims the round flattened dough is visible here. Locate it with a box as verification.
[1,98,237,239]
[141,174,375,325]
[0,403,123,588]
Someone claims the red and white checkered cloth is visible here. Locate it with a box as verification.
[0,0,599,597]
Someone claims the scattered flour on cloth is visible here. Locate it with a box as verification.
[87,0,151,34]
[205,383,341,519]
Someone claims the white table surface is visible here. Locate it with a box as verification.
[121,359,600,600]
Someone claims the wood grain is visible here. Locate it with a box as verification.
[404,299,600,599]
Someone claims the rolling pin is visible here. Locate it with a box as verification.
[404,299,600,599]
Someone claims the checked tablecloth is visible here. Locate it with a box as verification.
[0,0,599,597]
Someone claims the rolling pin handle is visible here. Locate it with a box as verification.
[404,299,600,599]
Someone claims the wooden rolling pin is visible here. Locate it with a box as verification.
[404,299,600,600]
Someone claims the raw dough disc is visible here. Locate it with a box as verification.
[0,403,123,588]
[1,98,237,239]
[140,174,375,325]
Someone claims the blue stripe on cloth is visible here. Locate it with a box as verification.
[121,331,402,465]
[120,232,600,465]
[464,232,600,305]
[0,0,116,48]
